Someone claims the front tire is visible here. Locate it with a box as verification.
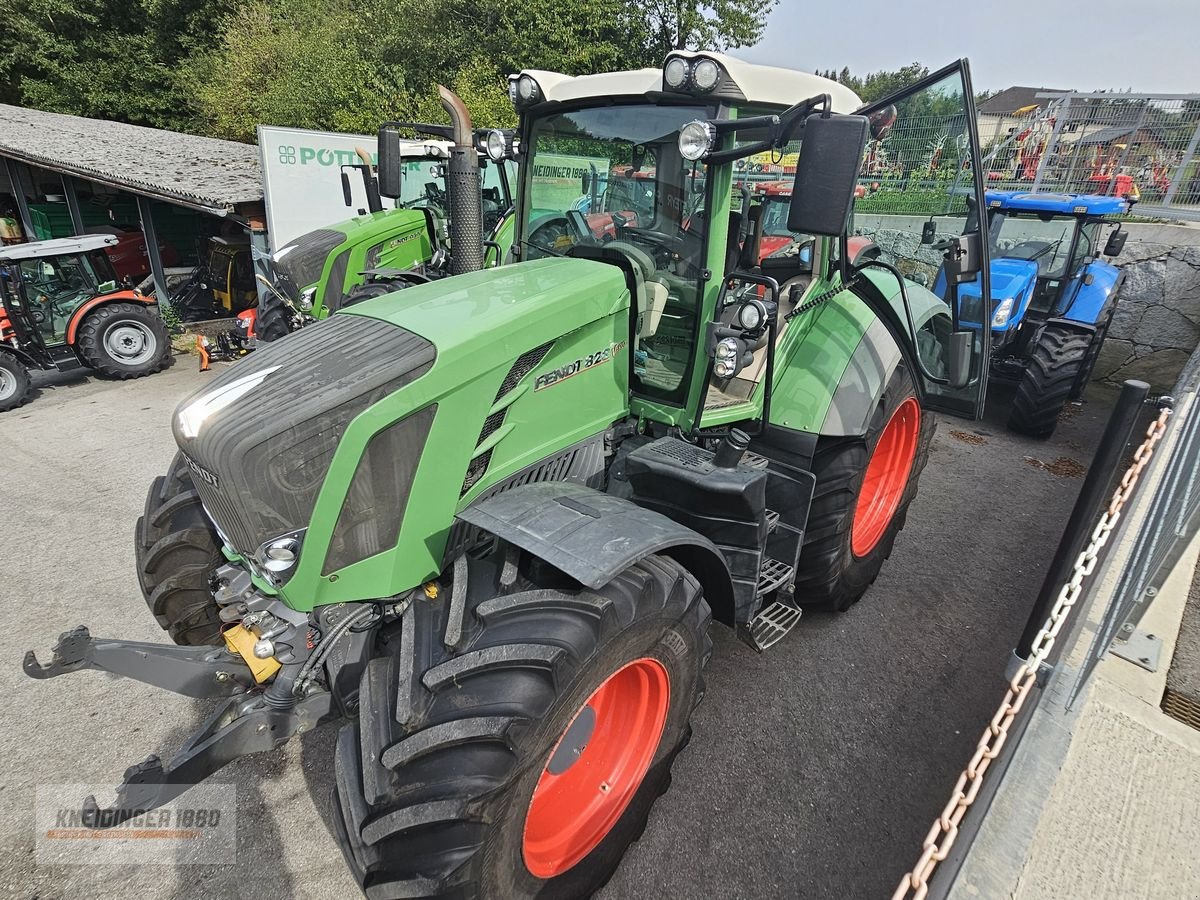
[255,293,294,342]
[334,552,711,899]
[1008,324,1091,437]
[793,365,933,612]
[76,302,170,378]
[134,453,224,645]
[0,352,33,412]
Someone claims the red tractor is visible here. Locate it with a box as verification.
[0,235,172,412]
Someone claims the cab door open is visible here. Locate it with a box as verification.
[850,60,992,419]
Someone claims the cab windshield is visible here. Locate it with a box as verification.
[989,212,1078,278]
[522,103,713,404]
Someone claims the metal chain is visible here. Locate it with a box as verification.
[892,404,1172,900]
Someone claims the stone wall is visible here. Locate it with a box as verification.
[852,215,1200,391]
[1096,226,1200,390]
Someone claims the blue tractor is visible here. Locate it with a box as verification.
[944,191,1130,436]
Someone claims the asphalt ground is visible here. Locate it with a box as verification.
[0,358,1118,900]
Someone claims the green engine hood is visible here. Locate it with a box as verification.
[343,257,631,380]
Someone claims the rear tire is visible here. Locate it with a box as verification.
[76,302,170,378]
[1008,324,1091,437]
[0,352,33,412]
[134,453,224,645]
[343,278,416,307]
[793,365,933,612]
[334,552,711,899]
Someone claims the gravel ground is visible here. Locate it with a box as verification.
[0,359,1118,900]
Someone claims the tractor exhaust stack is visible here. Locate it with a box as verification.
[438,85,484,275]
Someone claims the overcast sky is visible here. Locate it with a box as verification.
[737,0,1198,95]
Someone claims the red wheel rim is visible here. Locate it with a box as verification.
[522,657,671,879]
[851,397,921,558]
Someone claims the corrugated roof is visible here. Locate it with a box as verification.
[0,104,262,214]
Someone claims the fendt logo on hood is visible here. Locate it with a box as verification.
[534,341,626,392]
[184,456,219,488]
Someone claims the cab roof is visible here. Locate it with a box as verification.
[518,52,863,114]
[0,234,118,262]
[985,191,1128,216]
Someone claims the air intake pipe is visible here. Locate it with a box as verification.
[438,85,484,275]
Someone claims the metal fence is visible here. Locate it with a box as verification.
[980,92,1200,220]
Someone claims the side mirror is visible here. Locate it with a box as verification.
[939,233,982,285]
[921,219,937,245]
[340,171,353,208]
[946,331,972,390]
[787,114,869,237]
[1103,227,1127,257]
[377,126,403,199]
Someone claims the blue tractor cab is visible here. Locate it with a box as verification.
[935,191,1129,436]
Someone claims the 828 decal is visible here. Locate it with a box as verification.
[534,341,627,391]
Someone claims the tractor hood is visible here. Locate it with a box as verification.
[172,315,436,560]
[344,257,631,379]
[171,257,629,574]
[954,257,1038,332]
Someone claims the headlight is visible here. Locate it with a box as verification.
[693,59,720,92]
[485,129,507,162]
[297,287,316,311]
[664,57,689,90]
[256,530,305,580]
[715,337,739,360]
[992,297,1015,328]
[679,120,716,162]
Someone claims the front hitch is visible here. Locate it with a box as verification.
[79,691,334,827]
[25,625,337,826]
[24,626,254,697]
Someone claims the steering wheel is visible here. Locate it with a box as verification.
[618,226,684,254]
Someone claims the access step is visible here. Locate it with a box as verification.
[757,557,794,596]
[745,599,802,651]
[765,509,780,534]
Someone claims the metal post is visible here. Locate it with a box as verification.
[1032,96,1070,191]
[249,227,271,311]
[1107,100,1150,196]
[136,195,169,300]
[4,158,35,239]
[1163,120,1200,207]
[1016,379,1150,659]
[62,174,85,235]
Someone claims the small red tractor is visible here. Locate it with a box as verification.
[0,235,172,411]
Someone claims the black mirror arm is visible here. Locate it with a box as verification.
[704,94,831,166]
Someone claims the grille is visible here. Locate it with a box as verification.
[496,342,553,400]
[191,464,254,552]
[458,342,555,498]
[1162,689,1200,732]
[274,228,344,291]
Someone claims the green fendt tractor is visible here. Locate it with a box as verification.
[256,110,515,342]
[26,55,995,897]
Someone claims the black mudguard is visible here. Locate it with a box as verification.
[456,481,737,623]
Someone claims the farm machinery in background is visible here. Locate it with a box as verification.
[26,54,1002,897]
[0,235,171,410]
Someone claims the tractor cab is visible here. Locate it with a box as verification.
[0,235,171,410]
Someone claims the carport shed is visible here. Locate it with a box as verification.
[0,104,267,304]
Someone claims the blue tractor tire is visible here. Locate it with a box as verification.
[1008,324,1091,437]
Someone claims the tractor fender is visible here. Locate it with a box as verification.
[456,480,737,624]
[66,290,156,344]
[1060,262,1123,327]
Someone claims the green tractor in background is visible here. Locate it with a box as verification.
[26,55,996,897]
[255,112,515,342]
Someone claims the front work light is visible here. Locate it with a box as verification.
[664,57,689,90]
[679,120,716,161]
[516,75,541,105]
[992,298,1015,328]
[692,59,720,92]
[485,129,507,162]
